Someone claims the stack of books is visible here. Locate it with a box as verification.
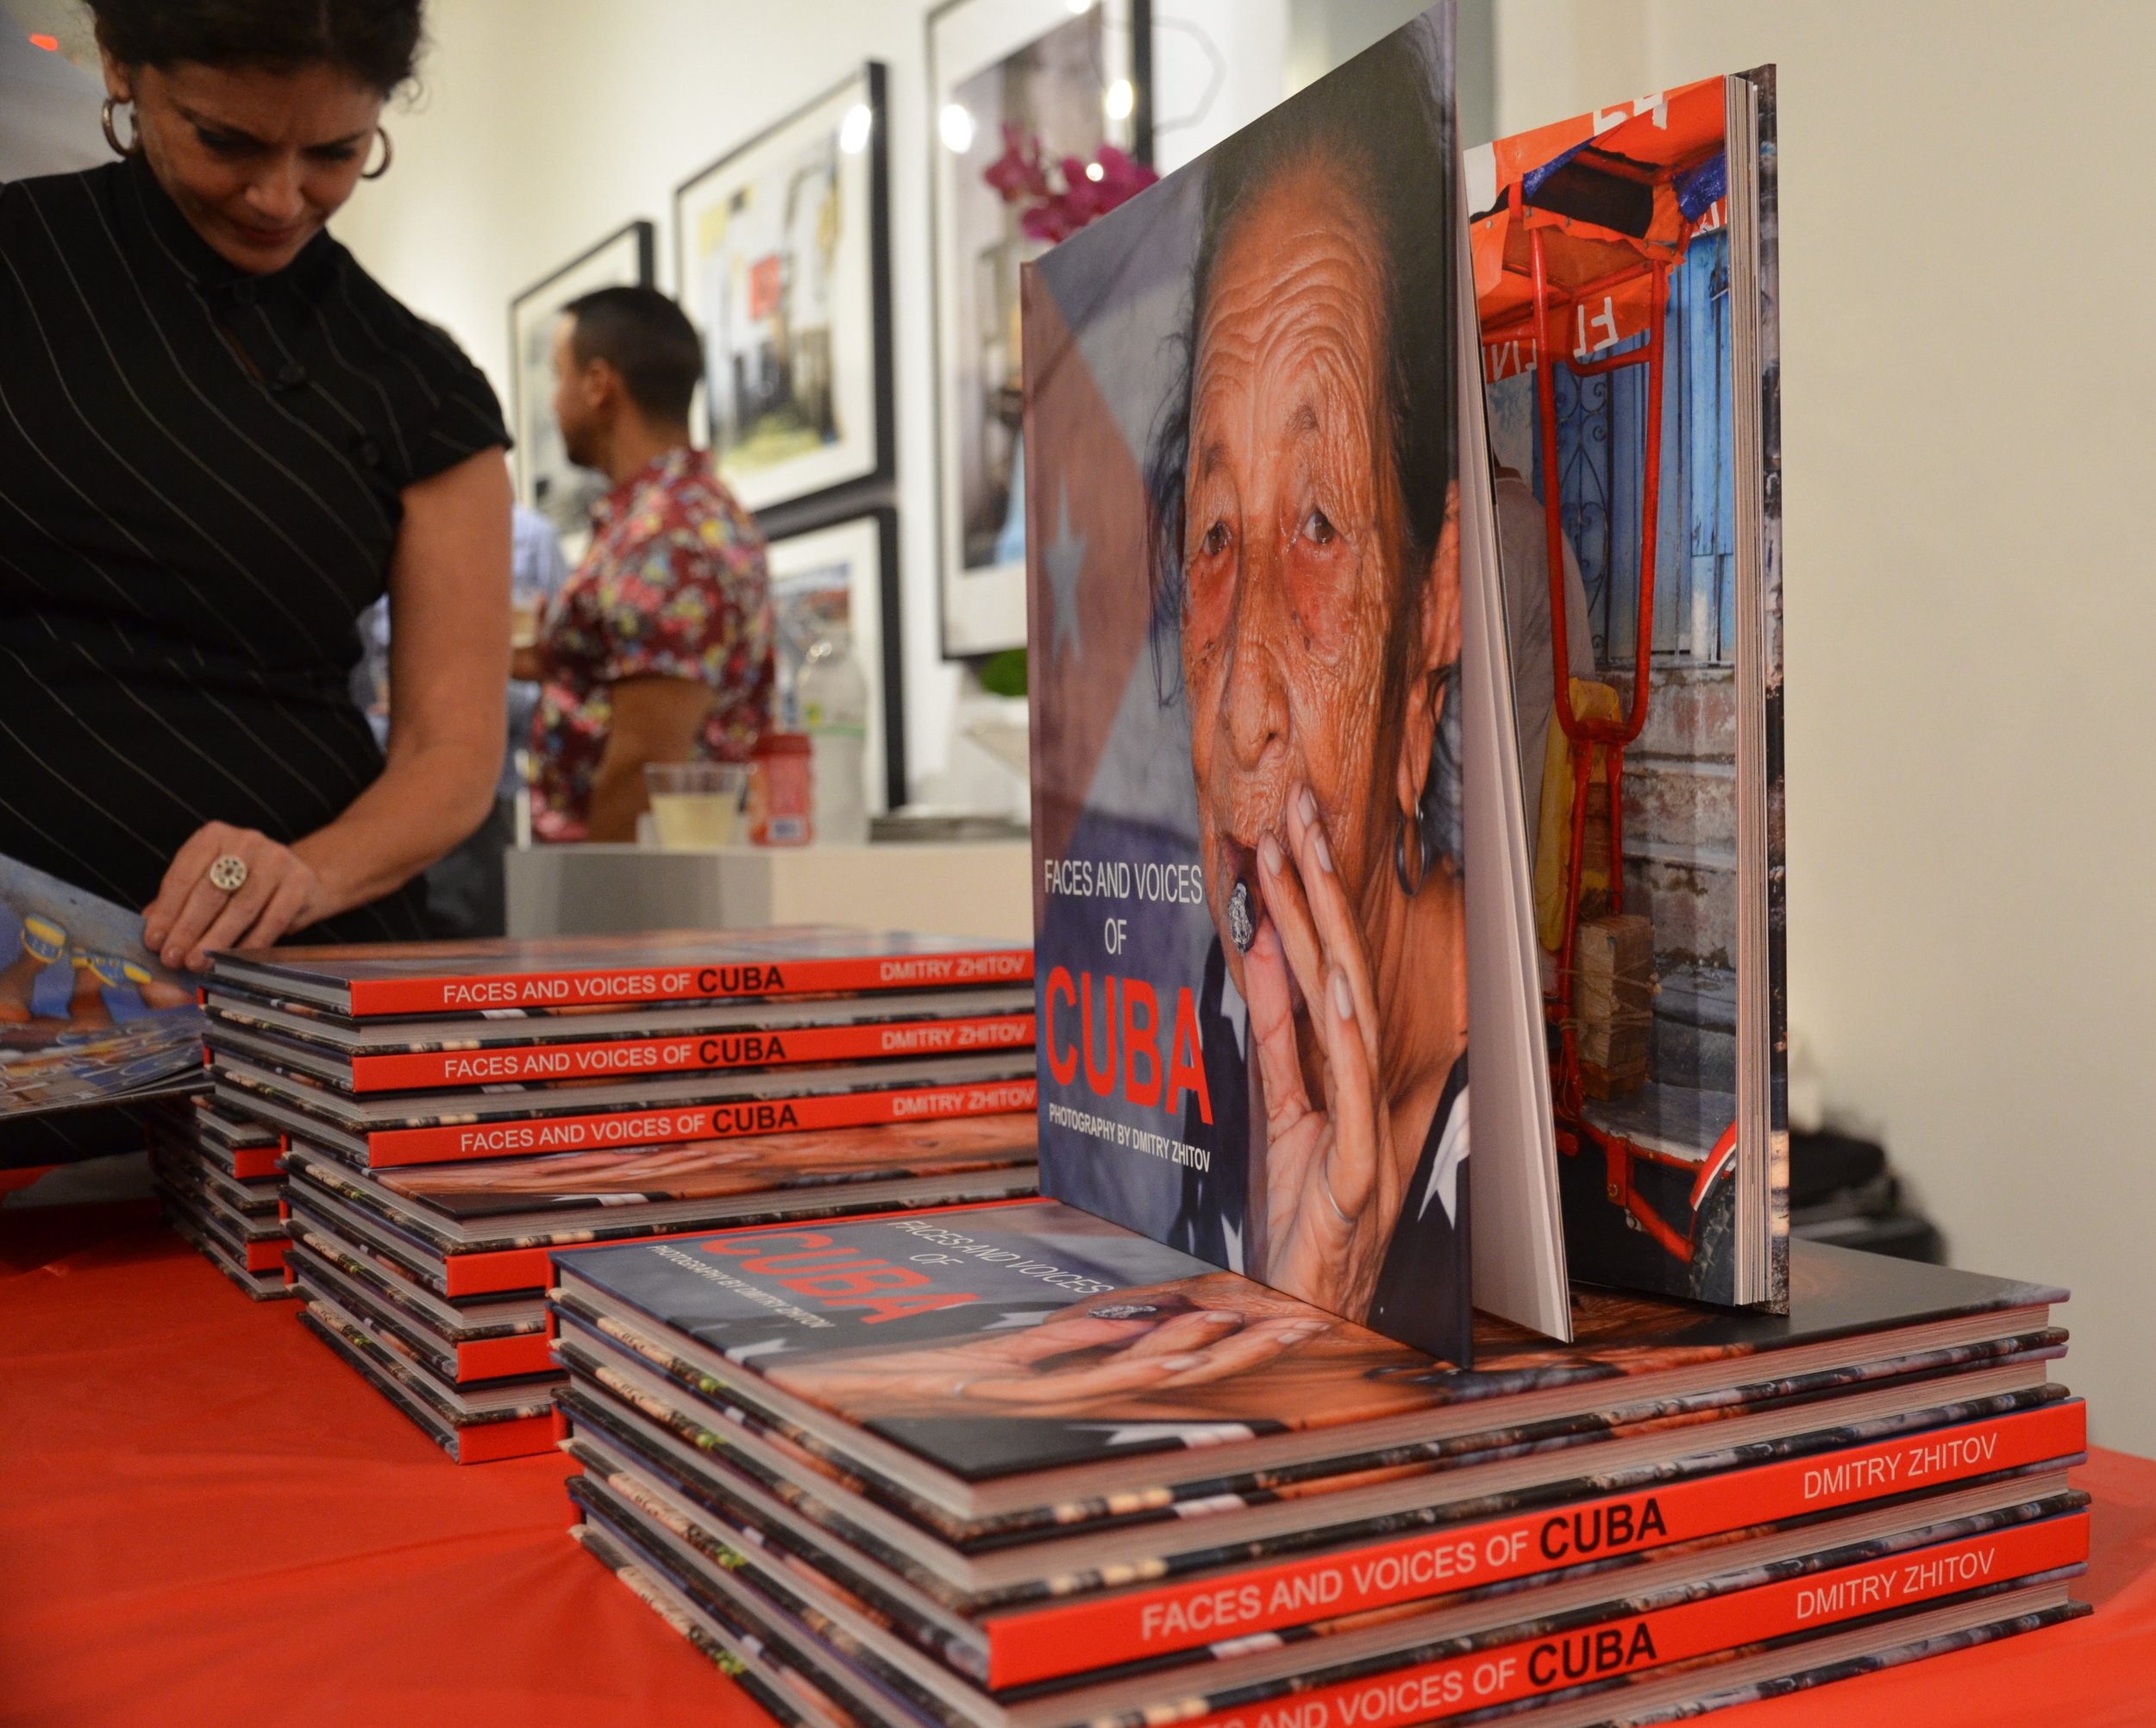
[197,931,1040,1462]
[147,1095,291,1300]
[549,1199,2089,1727]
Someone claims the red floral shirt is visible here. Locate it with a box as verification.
[529,448,774,841]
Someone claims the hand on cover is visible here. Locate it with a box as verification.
[1246,784,1402,1323]
[144,821,332,972]
[767,1305,1329,1413]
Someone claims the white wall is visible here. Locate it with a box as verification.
[334,0,1285,813]
[1493,0,2156,1452]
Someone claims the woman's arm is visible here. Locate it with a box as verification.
[144,450,512,968]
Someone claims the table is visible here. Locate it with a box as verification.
[3,1203,2153,1726]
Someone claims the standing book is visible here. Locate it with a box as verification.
[1022,0,1786,1357]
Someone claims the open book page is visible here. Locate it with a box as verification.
[1468,71,1783,1307]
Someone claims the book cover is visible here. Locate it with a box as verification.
[550,1198,2059,1492]
[209,928,1032,1018]
[1469,70,1785,1307]
[1024,0,1483,1367]
[0,853,203,1128]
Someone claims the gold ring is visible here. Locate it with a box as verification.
[207,854,248,893]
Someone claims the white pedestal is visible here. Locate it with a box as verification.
[505,842,1032,943]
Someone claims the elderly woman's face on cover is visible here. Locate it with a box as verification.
[1181,155,1401,980]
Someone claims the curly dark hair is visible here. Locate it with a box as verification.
[1145,16,1461,874]
[86,0,425,95]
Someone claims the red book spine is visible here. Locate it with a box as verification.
[242,1237,290,1274]
[985,1399,2086,1687]
[231,1144,284,1180]
[447,1245,558,1299]
[1158,1512,2087,1728]
[450,1411,559,1465]
[347,950,1035,1016]
[348,1013,1037,1092]
[457,1333,556,1381]
[364,1078,1038,1168]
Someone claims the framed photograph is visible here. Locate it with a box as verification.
[675,64,895,521]
[929,0,1151,658]
[507,220,655,559]
[765,508,906,811]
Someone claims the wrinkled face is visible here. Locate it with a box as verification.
[109,58,384,274]
[1180,158,1406,989]
[551,317,601,470]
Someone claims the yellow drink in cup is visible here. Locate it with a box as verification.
[642,762,748,849]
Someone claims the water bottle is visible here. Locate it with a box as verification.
[798,622,870,845]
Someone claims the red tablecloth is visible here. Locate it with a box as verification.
[3,1203,2153,1726]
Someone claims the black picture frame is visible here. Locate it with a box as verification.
[506,219,655,554]
[674,62,896,533]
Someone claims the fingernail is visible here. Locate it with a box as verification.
[144,925,163,947]
[1313,830,1334,873]
[1258,835,1283,877]
[163,948,181,967]
[1298,786,1318,827]
[1331,970,1354,1021]
[1195,1311,1241,1324]
[1156,1354,1207,1371]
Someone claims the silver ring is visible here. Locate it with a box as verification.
[207,854,248,893]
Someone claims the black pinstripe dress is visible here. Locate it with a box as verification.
[0,153,509,942]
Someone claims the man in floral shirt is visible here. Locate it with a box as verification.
[523,287,774,842]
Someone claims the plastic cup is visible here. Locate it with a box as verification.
[642,761,747,849]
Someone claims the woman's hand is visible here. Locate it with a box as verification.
[1245,783,1404,1321]
[142,821,333,972]
[767,1305,1328,1415]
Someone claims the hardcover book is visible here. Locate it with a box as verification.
[202,983,1034,1093]
[1021,0,1788,1351]
[563,1452,2084,1728]
[546,1199,2060,1527]
[557,1373,2080,1691]
[208,928,1032,1018]
[210,1047,1036,1168]
[0,852,204,1127]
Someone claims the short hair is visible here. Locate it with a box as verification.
[1146,20,1460,872]
[563,286,704,428]
[87,0,425,96]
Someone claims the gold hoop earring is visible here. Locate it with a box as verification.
[361,127,393,179]
[101,98,140,159]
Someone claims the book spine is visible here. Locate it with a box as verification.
[241,1237,289,1274]
[984,1399,2085,1687]
[457,1333,556,1381]
[346,951,1036,1017]
[348,1013,1037,1092]
[364,1079,1038,1168]
[1157,1512,2086,1728]
[230,1145,284,1180]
